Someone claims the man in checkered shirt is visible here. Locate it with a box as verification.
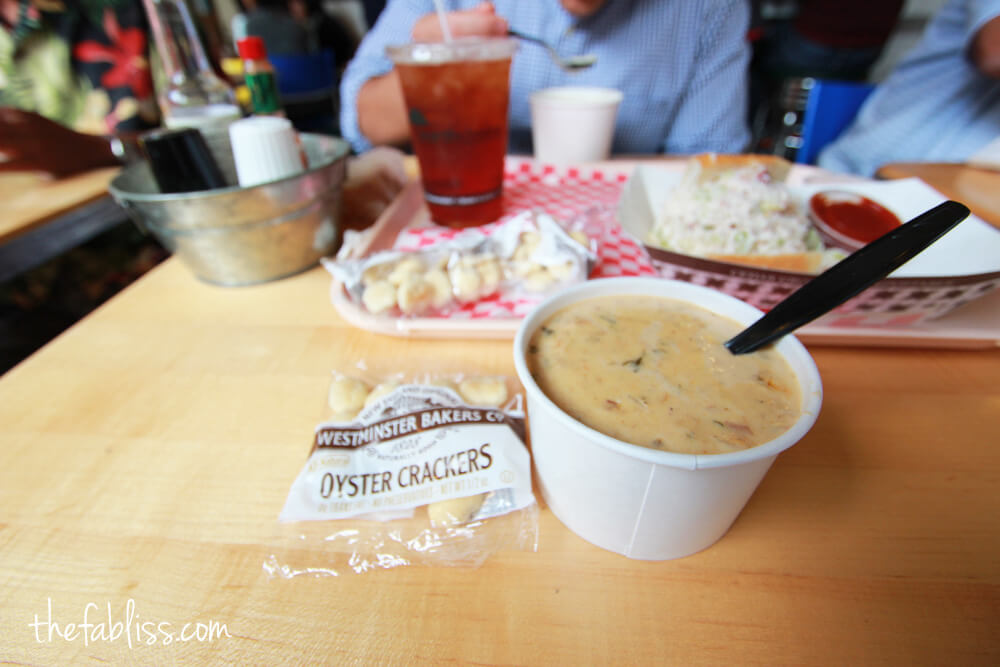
[340,0,751,157]
[820,0,1000,177]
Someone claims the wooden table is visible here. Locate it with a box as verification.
[877,161,1000,227]
[0,168,126,281]
[1,176,999,665]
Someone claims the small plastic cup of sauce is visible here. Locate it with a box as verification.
[809,190,902,252]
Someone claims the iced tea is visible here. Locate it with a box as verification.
[388,39,517,228]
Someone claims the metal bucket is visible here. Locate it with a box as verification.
[109,133,350,286]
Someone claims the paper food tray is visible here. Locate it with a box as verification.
[329,158,1000,348]
[619,163,1000,326]
[330,159,653,339]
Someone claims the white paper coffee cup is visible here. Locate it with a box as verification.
[530,86,623,165]
[229,116,306,188]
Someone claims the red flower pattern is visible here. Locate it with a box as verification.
[72,9,153,100]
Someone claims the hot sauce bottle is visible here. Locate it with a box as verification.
[237,37,284,117]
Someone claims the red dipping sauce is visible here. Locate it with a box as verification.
[809,191,902,251]
[809,190,902,251]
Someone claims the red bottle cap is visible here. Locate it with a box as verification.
[237,36,267,61]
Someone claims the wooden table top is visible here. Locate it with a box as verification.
[0,167,120,244]
[1,162,999,665]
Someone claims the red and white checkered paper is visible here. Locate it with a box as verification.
[391,160,657,320]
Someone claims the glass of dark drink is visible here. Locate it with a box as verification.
[387,38,518,228]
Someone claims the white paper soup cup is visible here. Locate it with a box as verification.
[512,278,823,560]
[530,86,623,164]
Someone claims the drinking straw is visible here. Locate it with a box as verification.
[432,0,453,41]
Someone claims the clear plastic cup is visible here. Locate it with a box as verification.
[387,38,518,228]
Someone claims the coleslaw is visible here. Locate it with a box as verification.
[649,162,824,256]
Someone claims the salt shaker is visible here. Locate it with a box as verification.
[229,116,307,188]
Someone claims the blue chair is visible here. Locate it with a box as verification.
[796,79,875,164]
[267,50,339,134]
[267,50,337,97]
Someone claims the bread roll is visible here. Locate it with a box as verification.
[706,251,826,274]
[692,153,793,183]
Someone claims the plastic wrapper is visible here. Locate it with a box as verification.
[323,210,597,318]
[265,366,538,577]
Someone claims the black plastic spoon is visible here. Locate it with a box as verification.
[724,200,971,355]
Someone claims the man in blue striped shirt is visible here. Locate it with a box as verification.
[819,0,1000,177]
[339,0,751,156]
